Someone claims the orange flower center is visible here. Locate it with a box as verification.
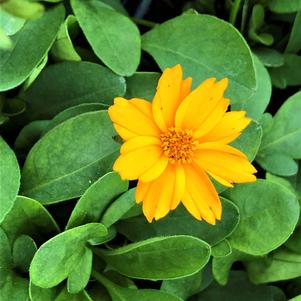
[160,128,197,164]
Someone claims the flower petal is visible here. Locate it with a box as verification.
[201,111,251,144]
[137,164,186,222]
[120,136,161,154]
[136,181,150,204]
[171,165,186,210]
[179,77,192,101]
[139,156,169,182]
[193,98,230,139]
[175,78,228,131]
[182,164,221,224]
[194,147,257,186]
[152,64,183,131]
[113,145,163,180]
[108,97,160,140]
[195,142,247,158]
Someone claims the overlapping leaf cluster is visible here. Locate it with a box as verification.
[0,0,301,300]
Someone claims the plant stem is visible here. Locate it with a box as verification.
[131,17,157,28]
[229,0,242,25]
[91,270,106,284]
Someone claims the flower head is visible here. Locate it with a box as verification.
[108,64,256,224]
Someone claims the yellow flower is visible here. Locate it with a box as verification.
[108,64,257,224]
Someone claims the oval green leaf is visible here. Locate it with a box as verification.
[142,14,256,106]
[0,136,20,223]
[30,223,107,288]
[117,198,239,246]
[1,196,59,244]
[71,0,140,76]
[20,61,125,121]
[225,179,300,255]
[96,235,211,280]
[66,172,128,229]
[21,111,119,204]
[257,92,301,176]
[0,5,65,91]
[93,271,182,301]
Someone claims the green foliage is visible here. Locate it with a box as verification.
[20,61,125,121]
[142,14,256,106]
[0,137,20,222]
[30,223,107,288]
[50,15,81,62]
[257,92,301,176]
[117,198,239,246]
[21,111,119,203]
[96,235,211,280]
[0,5,64,91]
[1,0,301,299]
[224,180,299,255]
[66,172,128,229]
[71,0,140,76]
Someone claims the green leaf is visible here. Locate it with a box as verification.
[0,9,25,36]
[117,198,239,246]
[230,120,262,161]
[93,271,182,301]
[96,235,211,280]
[43,103,109,135]
[21,111,119,204]
[30,223,107,288]
[212,248,253,285]
[71,0,140,76]
[51,15,81,62]
[248,4,274,46]
[224,179,299,255]
[0,5,65,91]
[55,287,93,301]
[194,271,284,301]
[0,228,12,270]
[247,248,301,283]
[253,47,284,67]
[142,13,256,106]
[125,72,160,101]
[268,0,301,13]
[233,55,271,121]
[20,61,125,121]
[87,282,111,301]
[265,172,296,195]
[269,54,301,89]
[29,283,61,301]
[66,172,128,229]
[101,188,136,228]
[14,120,50,157]
[0,136,20,223]
[1,196,59,244]
[286,12,301,53]
[0,272,29,301]
[30,285,94,301]
[257,92,301,176]
[12,234,37,272]
[100,0,128,15]
[23,53,48,90]
[211,239,232,257]
[257,153,298,176]
[67,248,92,293]
[1,97,26,116]
[285,225,301,253]
[0,28,12,50]
[1,0,44,20]
[0,229,29,300]
[161,270,203,300]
